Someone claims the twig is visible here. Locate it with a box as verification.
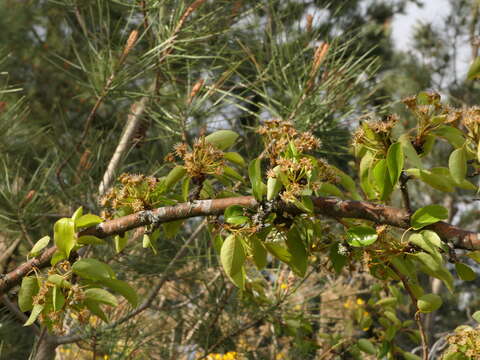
[389,264,429,360]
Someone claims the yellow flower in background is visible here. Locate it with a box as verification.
[280,283,288,290]
[356,298,365,305]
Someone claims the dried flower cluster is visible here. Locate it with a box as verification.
[352,115,397,155]
[99,173,160,218]
[166,137,225,180]
[257,119,320,166]
[442,325,480,358]
[462,106,480,143]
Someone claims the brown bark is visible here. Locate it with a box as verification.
[1,196,479,296]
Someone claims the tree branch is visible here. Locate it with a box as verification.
[1,196,479,295]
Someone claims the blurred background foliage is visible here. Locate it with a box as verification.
[1,0,480,359]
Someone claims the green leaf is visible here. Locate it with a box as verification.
[417,293,442,313]
[410,205,448,230]
[419,168,455,192]
[329,242,347,274]
[18,276,39,312]
[54,218,76,258]
[52,285,65,311]
[357,339,376,355]
[346,226,378,247]
[224,152,245,167]
[51,250,66,266]
[467,251,480,263]
[114,234,128,253]
[431,125,465,148]
[286,227,307,277]
[223,166,244,182]
[251,237,267,270]
[205,130,238,150]
[408,233,443,262]
[411,252,454,293]
[99,278,138,307]
[164,166,187,190]
[248,158,264,201]
[213,234,223,255]
[359,152,376,199]
[220,234,246,288]
[455,263,476,281]
[142,233,157,254]
[402,352,422,360]
[75,214,103,229]
[47,274,72,289]
[29,236,50,257]
[318,183,343,197]
[224,205,248,225]
[399,134,423,169]
[293,196,314,213]
[267,175,282,201]
[23,304,44,326]
[72,258,115,281]
[71,206,83,223]
[449,148,467,184]
[373,159,393,200]
[387,142,404,186]
[85,300,108,322]
[467,56,480,80]
[265,242,292,263]
[77,235,106,245]
[472,310,480,323]
[84,288,118,307]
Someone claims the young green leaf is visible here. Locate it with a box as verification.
[77,235,106,245]
[359,152,376,199]
[387,142,404,186]
[410,205,448,230]
[72,258,115,281]
[373,159,393,200]
[467,56,480,80]
[84,288,118,307]
[472,310,480,323]
[251,237,267,270]
[286,227,307,277]
[399,134,423,169]
[51,250,66,266]
[455,263,476,281]
[99,278,138,307]
[224,152,245,167]
[75,214,103,229]
[329,242,347,274]
[18,276,39,312]
[164,166,187,190]
[71,206,83,223]
[346,226,378,247]
[47,274,72,289]
[54,217,76,258]
[85,300,108,323]
[267,176,282,201]
[220,234,246,287]
[224,205,248,225]
[417,293,442,313]
[357,339,376,355]
[449,148,467,184]
[248,158,264,201]
[29,236,50,257]
[114,234,128,253]
[23,304,44,326]
[205,130,239,150]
